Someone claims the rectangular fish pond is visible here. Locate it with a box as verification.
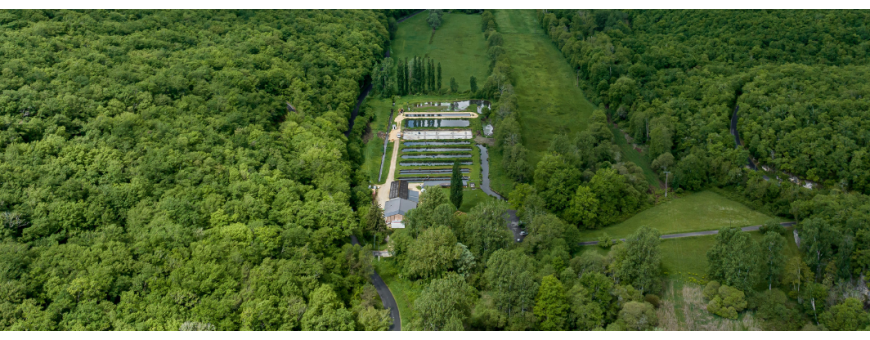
[399,169,471,174]
[403,141,470,146]
[395,176,470,182]
[399,161,472,166]
[403,148,473,152]
[405,119,469,128]
[401,154,472,159]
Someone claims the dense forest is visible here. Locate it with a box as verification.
[0,9,395,330]
[540,9,870,193]
[516,9,870,330]
[1,8,869,332]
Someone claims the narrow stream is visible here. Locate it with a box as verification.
[476,145,504,200]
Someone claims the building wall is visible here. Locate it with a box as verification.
[385,214,404,224]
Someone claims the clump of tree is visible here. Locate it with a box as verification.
[702,281,748,319]
[427,9,444,30]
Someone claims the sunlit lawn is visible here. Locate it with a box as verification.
[578,190,783,241]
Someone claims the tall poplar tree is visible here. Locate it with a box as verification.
[404,57,410,95]
[437,62,442,92]
[450,160,463,210]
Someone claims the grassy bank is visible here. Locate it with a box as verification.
[494,9,597,167]
[578,190,782,241]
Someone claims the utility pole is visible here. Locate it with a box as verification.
[663,170,671,198]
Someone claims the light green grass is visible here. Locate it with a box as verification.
[578,190,783,241]
[611,124,660,188]
[438,187,497,213]
[392,12,489,92]
[494,9,597,167]
[363,137,389,184]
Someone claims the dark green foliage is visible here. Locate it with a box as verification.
[610,226,661,293]
[707,227,761,291]
[0,9,390,330]
[450,160,464,209]
[540,9,870,194]
[413,272,476,331]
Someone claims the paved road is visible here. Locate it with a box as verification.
[351,235,401,331]
[578,222,796,246]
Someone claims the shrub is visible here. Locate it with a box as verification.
[597,233,613,249]
[703,282,747,319]
[703,281,720,300]
[644,294,661,308]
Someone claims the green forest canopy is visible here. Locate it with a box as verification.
[0,9,391,330]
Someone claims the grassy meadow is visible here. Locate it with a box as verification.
[493,9,597,167]
[391,12,489,92]
[578,190,783,241]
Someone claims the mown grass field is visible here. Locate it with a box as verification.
[392,12,489,92]
[494,9,597,167]
[578,190,783,241]
[438,187,497,213]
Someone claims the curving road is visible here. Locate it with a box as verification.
[578,222,796,246]
[351,235,401,331]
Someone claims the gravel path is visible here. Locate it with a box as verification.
[350,235,401,331]
[578,222,796,246]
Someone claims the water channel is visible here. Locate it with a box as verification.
[476,145,504,200]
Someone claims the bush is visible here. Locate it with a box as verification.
[703,281,721,300]
[703,282,747,319]
[598,233,613,249]
[758,220,786,236]
[644,294,661,308]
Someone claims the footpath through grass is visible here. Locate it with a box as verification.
[494,9,596,167]
[578,190,782,241]
[392,12,489,92]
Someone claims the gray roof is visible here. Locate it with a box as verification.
[408,190,419,203]
[384,198,417,217]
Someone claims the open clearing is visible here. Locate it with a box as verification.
[578,190,782,241]
[392,12,489,92]
[494,9,597,167]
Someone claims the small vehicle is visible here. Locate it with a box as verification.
[520,231,528,236]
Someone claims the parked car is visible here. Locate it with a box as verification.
[520,231,528,236]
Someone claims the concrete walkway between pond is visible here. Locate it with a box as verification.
[350,235,401,331]
[578,222,797,246]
